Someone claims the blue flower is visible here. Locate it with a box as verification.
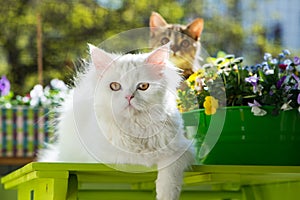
[283,49,291,55]
[271,58,278,65]
[283,59,292,66]
[0,76,10,96]
[264,53,272,61]
[262,62,274,75]
[278,53,285,58]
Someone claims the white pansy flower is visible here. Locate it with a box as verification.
[281,100,293,111]
[251,106,267,116]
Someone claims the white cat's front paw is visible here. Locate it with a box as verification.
[156,189,180,200]
[156,178,181,200]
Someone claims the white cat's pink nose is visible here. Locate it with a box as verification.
[125,95,134,102]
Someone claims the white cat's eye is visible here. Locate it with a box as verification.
[180,39,190,48]
[137,82,149,91]
[110,82,122,91]
[161,37,170,45]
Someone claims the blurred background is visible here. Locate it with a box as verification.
[0,0,299,95]
[1,1,300,198]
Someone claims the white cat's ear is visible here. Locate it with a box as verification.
[88,43,113,71]
[146,43,170,77]
[146,43,170,65]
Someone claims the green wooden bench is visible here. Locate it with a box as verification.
[2,162,300,200]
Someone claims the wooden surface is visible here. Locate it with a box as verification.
[0,157,33,166]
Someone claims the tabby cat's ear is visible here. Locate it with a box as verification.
[88,44,113,71]
[146,43,170,77]
[149,12,168,30]
[186,18,204,41]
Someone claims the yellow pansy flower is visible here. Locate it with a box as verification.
[203,96,219,115]
[187,73,197,83]
[187,69,206,90]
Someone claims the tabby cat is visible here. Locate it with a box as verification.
[149,12,204,78]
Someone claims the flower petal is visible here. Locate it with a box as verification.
[251,106,267,116]
[281,100,293,111]
[203,96,219,115]
[294,56,300,65]
[0,76,11,96]
[248,100,261,107]
[264,53,272,60]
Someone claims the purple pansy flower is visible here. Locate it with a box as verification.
[297,94,300,105]
[245,74,259,93]
[294,56,300,65]
[248,100,262,107]
[245,74,259,85]
[291,74,300,89]
[276,76,286,88]
[0,76,10,96]
[291,73,300,82]
[284,85,291,92]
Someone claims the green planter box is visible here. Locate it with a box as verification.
[0,107,54,158]
[182,106,300,165]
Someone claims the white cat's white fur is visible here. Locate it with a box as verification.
[38,43,194,200]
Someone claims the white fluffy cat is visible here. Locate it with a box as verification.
[38,43,195,200]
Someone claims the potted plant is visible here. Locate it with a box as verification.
[0,77,68,158]
[178,50,300,165]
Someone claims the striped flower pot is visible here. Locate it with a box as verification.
[0,107,55,158]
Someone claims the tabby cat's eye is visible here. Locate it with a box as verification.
[137,82,149,91]
[160,37,170,45]
[110,82,121,91]
[180,39,190,48]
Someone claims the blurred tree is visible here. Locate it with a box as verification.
[0,0,287,95]
[0,0,183,94]
[0,0,37,95]
[181,0,285,64]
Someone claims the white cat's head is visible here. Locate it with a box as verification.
[90,43,182,121]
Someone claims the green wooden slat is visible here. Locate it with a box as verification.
[3,163,300,200]
[4,163,300,186]
[77,190,155,200]
[66,174,78,200]
[1,162,156,185]
[3,171,69,189]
